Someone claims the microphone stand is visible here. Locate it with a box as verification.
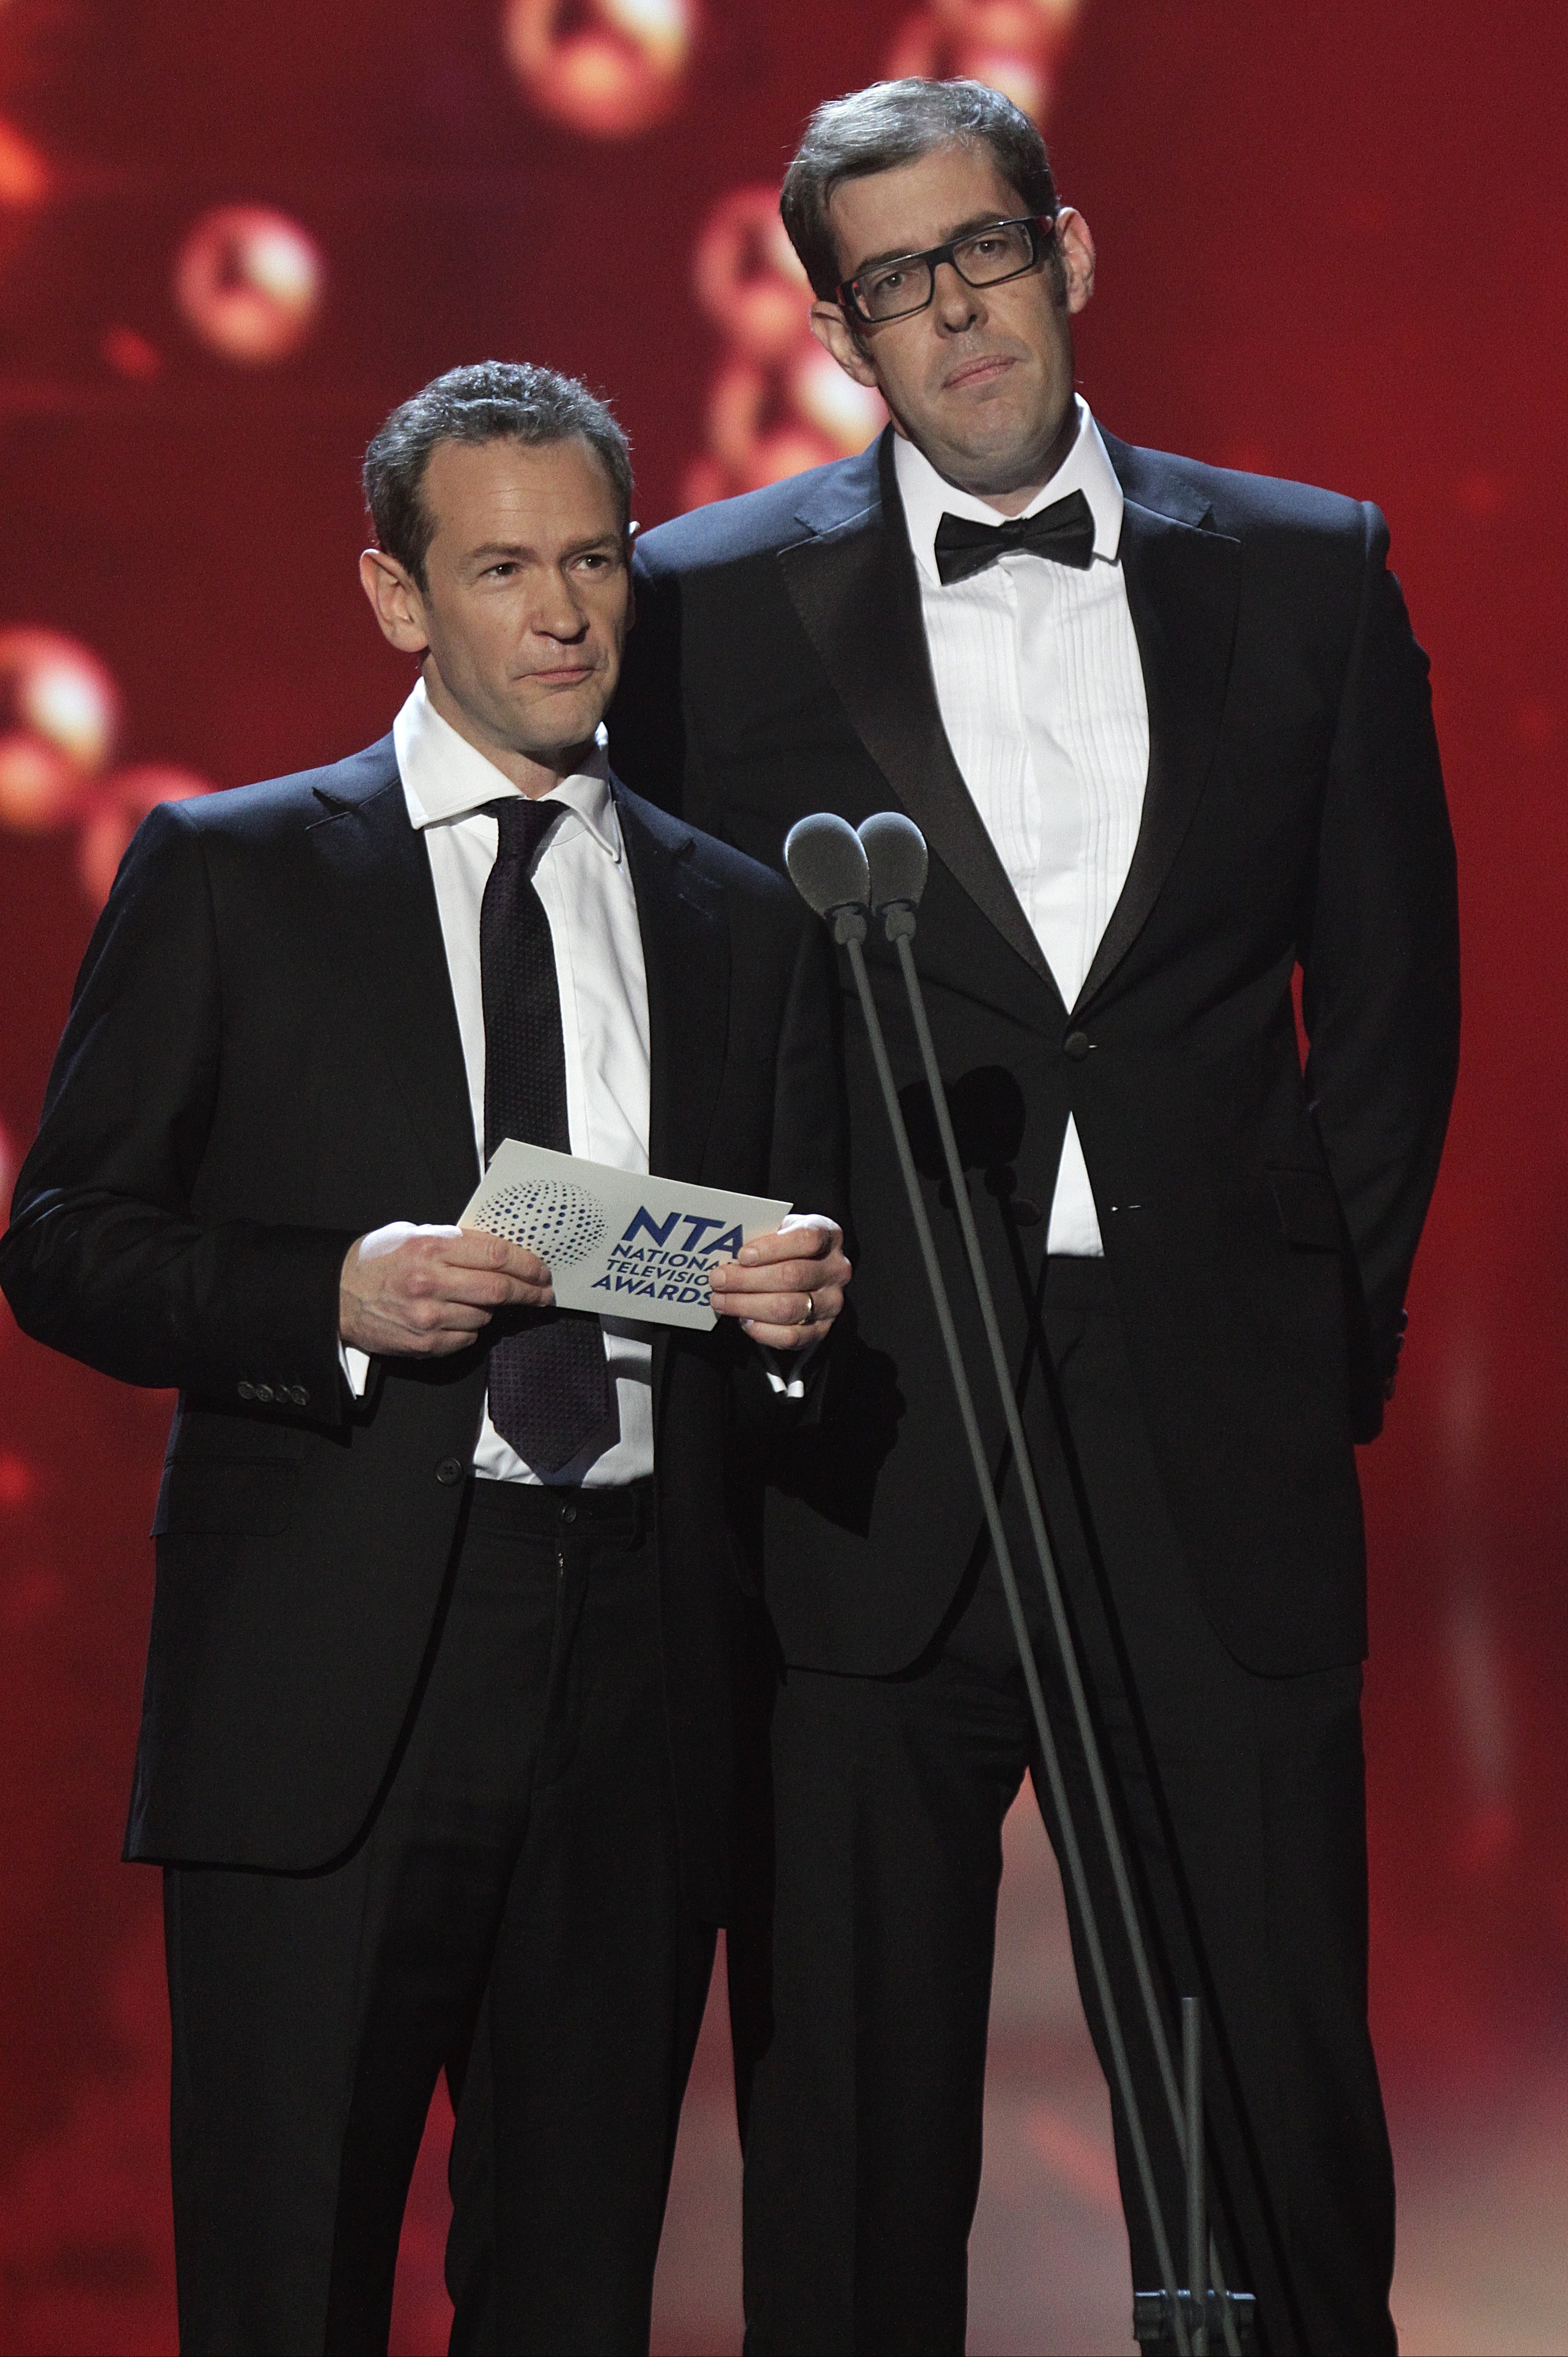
[870,867,1247,2357]
[813,884,1194,2355]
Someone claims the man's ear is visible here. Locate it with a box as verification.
[358,547,430,654]
[808,300,881,390]
[1054,207,1096,317]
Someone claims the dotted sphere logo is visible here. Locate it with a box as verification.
[482,1178,607,1267]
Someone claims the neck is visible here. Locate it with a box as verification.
[421,660,591,798]
[910,395,1081,518]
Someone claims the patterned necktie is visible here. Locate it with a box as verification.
[479,795,613,1474]
[932,487,1096,586]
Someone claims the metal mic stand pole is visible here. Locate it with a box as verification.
[819,889,1194,2356]
[862,822,1243,2357]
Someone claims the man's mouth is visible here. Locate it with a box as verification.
[525,663,596,686]
[944,353,1016,393]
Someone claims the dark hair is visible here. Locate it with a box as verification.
[362,360,633,587]
[781,78,1060,301]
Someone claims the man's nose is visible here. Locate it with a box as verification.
[530,571,590,639]
[931,260,985,334]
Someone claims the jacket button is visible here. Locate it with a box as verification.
[435,1457,465,1486]
[1063,1030,1092,1061]
[237,1381,255,1400]
[254,1383,275,1403]
[289,1385,310,1407]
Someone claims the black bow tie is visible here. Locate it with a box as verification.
[932,488,1096,586]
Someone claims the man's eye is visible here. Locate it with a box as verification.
[870,268,906,296]
[485,562,518,579]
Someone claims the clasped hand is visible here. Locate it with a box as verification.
[340,1213,849,1358]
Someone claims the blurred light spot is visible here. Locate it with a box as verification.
[1455,469,1505,521]
[0,629,119,827]
[0,630,213,902]
[0,115,48,207]
[693,188,809,359]
[683,185,886,509]
[886,0,1082,120]
[1516,698,1556,751]
[1022,2102,1120,2210]
[101,325,163,380]
[0,1451,35,1507]
[788,340,888,448]
[1446,1588,1513,1823]
[502,0,697,137]
[174,206,325,364]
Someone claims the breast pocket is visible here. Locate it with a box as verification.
[153,1456,300,1538]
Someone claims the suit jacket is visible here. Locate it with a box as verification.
[0,735,845,1915]
[609,426,1460,1680]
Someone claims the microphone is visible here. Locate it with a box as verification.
[783,813,869,943]
[858,810,928,939]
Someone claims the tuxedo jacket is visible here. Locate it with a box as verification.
[609,426,1460,1680]
[0,737,845,1912]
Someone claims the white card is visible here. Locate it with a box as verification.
[459,1140,792,1332]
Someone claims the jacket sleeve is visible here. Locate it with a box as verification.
[1300,503,1461,1437]
[0,800,354,1411]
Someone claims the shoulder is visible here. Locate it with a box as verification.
[633,447,879,582]
[160,735,402,849]
[1104,429,1378,550]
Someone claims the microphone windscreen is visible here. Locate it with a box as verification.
[859,810,928,909]
[784,813,871,916]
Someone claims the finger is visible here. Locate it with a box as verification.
[716,1286,842,1332]
[712,1256,849,1300]
[447,1230,551,1284]
[739,1314,836,1349]
[422,1269,555,1312]
[732,1221,840,1268]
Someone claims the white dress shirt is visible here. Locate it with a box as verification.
[894,396,1151,1254]
[347,678,655,1485]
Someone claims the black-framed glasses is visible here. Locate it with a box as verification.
[837,214,1055,326]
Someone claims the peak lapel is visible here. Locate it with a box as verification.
[1075,490,1241,1013]
[307,741,478,1214]
[614,783,728,1186]
[778,431,1062,1013]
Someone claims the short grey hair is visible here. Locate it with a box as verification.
[362,360,632,587]
[781,78,1060,300]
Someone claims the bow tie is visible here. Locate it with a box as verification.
[932,488,1096,586]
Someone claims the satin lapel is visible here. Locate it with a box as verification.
[307,742,479,1212]
[779,431,1062,1010]
[1075,494,1241,1013]
[614,783,729,1186]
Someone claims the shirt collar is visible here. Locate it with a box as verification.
[893,394,1124,588]
[392,676,620,860]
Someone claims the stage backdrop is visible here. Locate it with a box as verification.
[1,4,1565,2352]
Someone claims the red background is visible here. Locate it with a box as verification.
[2,4,1565,2350]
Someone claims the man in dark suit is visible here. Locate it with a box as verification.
[0,360,850,2355]
[608,80,1459,2357]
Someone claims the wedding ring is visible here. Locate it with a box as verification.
[801,1292,814,1327]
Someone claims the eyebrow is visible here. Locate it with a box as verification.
[845,212,1016,281]
[464,532,623,565]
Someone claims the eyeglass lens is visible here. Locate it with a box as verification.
[855,220,1039,323]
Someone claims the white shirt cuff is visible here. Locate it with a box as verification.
[761,1339,821,1400]
[339,1341,371,1398]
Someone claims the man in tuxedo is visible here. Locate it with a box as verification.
[0,359,850,2355]
[608,79,1460,2357]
